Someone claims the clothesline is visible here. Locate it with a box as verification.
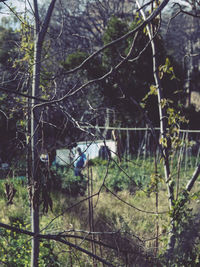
[81,126,200,133]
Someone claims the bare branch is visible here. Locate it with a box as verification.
[186,164,200,192]
[60,0,170,75]
[173,2,200,18]
[0,86,47,102]
[39,0,57,41]
[0,222,114,266]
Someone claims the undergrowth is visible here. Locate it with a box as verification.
[0,156,199,266]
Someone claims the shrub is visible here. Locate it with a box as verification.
[87,157,108,166]
[105,161,150,193]
[0,226,31,267]
[61,169,87,196]
[160,206,200,266]
[106,170,131,192]
[0,220,60,267]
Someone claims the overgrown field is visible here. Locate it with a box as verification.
[0,156,200,266]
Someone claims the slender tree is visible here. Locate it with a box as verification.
[30,1,57,266]
[136,0,200,260]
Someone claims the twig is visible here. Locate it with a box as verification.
[0,222,114,266]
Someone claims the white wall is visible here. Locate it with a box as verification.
[56,140,116,166]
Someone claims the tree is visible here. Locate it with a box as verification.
[162,2,200,106]
[29,1,57,266]
[63,15,183,129]
[136,0,200,261]
[0,22,27,166]
[0,0,200,266]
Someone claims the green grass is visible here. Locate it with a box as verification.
[0,156,199,266]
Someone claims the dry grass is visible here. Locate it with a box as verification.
[0,157,199,266]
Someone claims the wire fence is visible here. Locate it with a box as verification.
[81,126,200,174]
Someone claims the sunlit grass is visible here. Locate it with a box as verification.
[0,155,199,265]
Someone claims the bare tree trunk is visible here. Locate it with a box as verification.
[135,0,173,204]
[30,39,42,267]
[30,2,41,264]
[135,0,175,257]
[30,1,57,266]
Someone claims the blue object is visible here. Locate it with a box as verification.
[75,153,86,168]
[74,153,86,176]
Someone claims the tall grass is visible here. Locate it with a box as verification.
[0,155,199,266]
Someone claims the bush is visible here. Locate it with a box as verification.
[104,160,151,193]
[0,225,31,267]
[160,206,200,266]
[87,157,108,166]
[61,169,87,196]
[0,220,60,267]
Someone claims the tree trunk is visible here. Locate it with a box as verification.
[30,39,42,267]
[30,1,57,266]
[135,0,175,257]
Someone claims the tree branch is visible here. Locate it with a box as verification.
[186,164,200,192]
[0,222,114,266]
[0,86,48,102]
[39,0,57,41]
[61,0,170,75]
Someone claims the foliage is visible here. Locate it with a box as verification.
[62,49,105,120]
[160,201,200,266]
[0,26,18,68]
[172,197,200,265]
[88,157,108,166]
[62,15,184,127]
[0,222,31,267]
[14,19,34,69]
[102,16,129,66]
[0,155,199,266]
[62,50,88,70]
[62,173,87,196]
[102,16,154,125]
[51,167,87,196]
[0,1,200,266]
[92,157,162,193]
[0,24,27,164]
[0,179,59,266]
[0,221,60,267]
